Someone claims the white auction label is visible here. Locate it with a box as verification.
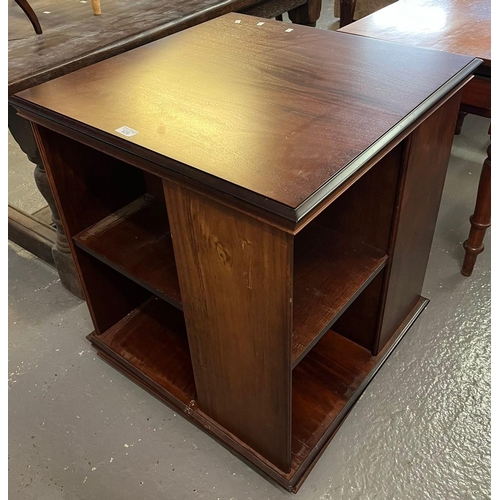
[115,126,138,137]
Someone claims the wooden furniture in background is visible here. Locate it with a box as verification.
[14,0,42,34]
[91,0,101,15]
[335,0,396,27]
[339,0,491,276]
[10,14,480,492]
[8,0,322,298]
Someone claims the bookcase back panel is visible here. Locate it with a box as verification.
[312,141,404,254]
[35,126,146,237]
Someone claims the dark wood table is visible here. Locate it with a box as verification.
[8,0,322,297]
[10,12,480,491]
[339,0,491,276]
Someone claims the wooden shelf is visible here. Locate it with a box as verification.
[88,296,196,406]
[291,329,376,472]
[292,223,387,367]
[74,195,182,309]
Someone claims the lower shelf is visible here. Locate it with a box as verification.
[88,296,196,406]
[292,330,375,468]
[88,296,428,492]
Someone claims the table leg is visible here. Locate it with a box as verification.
[461,139,491,276]
[91,0,101,15]
[339,0,357,27]
[454,110,467,135]
[288,0,322,26]
[8,105,84,298]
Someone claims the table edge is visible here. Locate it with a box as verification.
[9,58,482,223]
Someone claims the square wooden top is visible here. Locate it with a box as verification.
[12,13,480,220]
[339,0,491,66]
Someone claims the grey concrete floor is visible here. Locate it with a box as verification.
[8,3,490,498]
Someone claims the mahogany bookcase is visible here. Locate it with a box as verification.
[10,14,481,492]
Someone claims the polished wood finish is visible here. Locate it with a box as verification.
[462,142,491,276]
[339,0,357,27]
[8,104,83,297]
[33,147,84,298]
[338,0,490,65]
[311,141,403,251]
[8,0,321,95]
[74,195,182,308]
[76,249,152,334]
[164,181,293,472]
[90,295,429,493]
[8,0,321,299]
[339,0,491,276]
[334,270,386,351]
[292,329,375,465]
[10,14,480,492]
[288,0,321,26]
[441,86,492,277]
[292,222,387,365]
[14,14,478,220]
[460,76,491,112]
[90,297,196,404]
[31,124,151,333]
[32,126,146,237]
[378,92,462,351]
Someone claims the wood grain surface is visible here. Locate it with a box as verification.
[292,329,375,469]
[18,8,483,490]
[13,13,478,217]
[460,76,491,114]
[292,222,387,366]
[8,0,317,94]
[163,180,293,471]
[74,195,183,309]
[91,296,197,405]
[377,92,462,352]
[339,0,491,65]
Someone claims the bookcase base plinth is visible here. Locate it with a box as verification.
[87,296,428,492]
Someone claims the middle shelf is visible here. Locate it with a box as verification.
[73,195,183,309]
[75,194,387,367]
[292,222,387,366]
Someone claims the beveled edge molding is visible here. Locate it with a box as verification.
[9,58,482,225]
[294,58,482,221]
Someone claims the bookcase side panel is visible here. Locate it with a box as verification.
[31,124,151,333]
[377,91,463,352]
[164,180,293,472]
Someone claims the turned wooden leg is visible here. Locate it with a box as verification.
[8,106,84,298]
[462,141,491,276]
[33,162,85,297]
[14,0,42,34]
[91,0,101,15]
[288,0,322,27]
[339,0,357,27]
[455,110,467,135]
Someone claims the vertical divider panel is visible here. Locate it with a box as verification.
[163,179,293,473]
[376,91,463,353]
